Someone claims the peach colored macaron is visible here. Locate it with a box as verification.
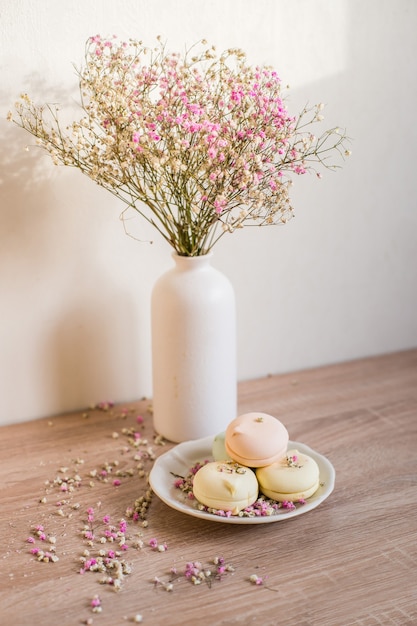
[256,449,320,502]
[225,412,289,468]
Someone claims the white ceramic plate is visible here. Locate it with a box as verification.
[149,437,335,524]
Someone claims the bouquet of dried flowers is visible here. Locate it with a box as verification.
[10,35,350,256]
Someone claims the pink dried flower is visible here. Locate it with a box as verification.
[153,556,234,591]
[119,519,127,533]
[91,594,102,612]
[249,574,264,585]
[282,500,296,510]
[96,401,114,411]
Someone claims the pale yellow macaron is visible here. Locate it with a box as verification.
[256,449,320,502]
[192,461,258,514]
[225,412,289,468]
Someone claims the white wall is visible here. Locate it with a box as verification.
[1,0,416,425]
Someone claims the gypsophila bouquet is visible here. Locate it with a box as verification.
[9,35,350,256]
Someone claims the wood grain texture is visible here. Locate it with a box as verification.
[1,350,417,626]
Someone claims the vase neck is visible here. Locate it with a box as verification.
[172,252,213,270]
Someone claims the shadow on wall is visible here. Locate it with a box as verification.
[48,291,141,412]
[0,115,142,421]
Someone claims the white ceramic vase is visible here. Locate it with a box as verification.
[151,253,237,443]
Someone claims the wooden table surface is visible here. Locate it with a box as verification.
[1,350,416,626]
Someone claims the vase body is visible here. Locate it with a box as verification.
[151,253,237,443]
